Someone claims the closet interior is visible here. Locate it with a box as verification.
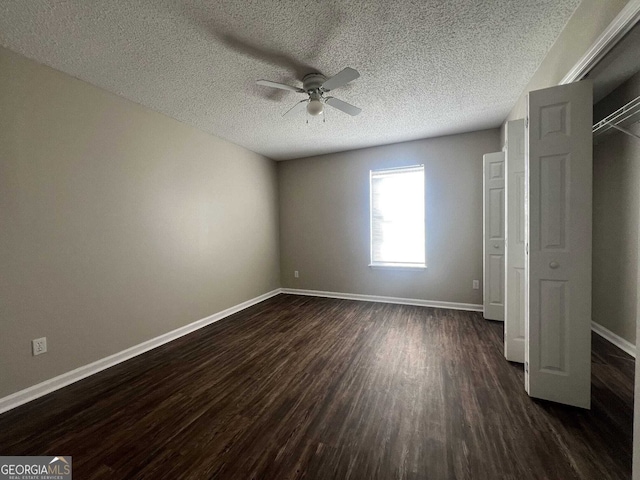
[588,22,640,351]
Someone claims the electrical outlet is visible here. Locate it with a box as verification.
[472,280,480,290]
[32,337,47,356]
[294,270,299,278]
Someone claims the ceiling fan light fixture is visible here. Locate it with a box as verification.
[307,99,324,116]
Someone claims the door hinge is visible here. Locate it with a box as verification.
[525,361,529,373]
[525,117,529,128]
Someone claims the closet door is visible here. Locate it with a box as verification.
[483,152,505,321]
[505,119,526,363]
[525,80,592,408]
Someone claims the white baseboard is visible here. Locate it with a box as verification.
[281,288,483,312]
[0,289,282,415]
[591,321,636,358]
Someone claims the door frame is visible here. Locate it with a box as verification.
[560,0,640,85]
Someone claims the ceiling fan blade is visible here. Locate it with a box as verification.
[256,79,305,93]
[325,97,362,116]
[283,99,309,117]
[321,67,360,92]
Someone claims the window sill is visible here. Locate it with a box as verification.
[368,263,427,271]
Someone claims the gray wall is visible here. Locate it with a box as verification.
[0,46,280,398]
[592,72,640,344]
[278,129,501,305]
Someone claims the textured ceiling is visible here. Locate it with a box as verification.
[0,0,581,160]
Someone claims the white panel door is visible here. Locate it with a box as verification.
[505,119,526,363]
[483,152,505,321]
[525,80,592,409]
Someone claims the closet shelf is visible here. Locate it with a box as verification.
[593,95,640,142]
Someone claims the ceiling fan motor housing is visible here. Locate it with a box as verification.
[302,73,327,93]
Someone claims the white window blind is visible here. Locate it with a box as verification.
[370,165,425,267]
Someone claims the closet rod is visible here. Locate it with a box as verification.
[593,95,640,141]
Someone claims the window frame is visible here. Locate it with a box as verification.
[368,164,427,270]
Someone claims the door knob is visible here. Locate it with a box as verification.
[549,261,559,269]
[493,244,499,249]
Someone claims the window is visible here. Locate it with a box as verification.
[370,165,426,268]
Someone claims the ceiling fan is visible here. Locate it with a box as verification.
[256,67,362,118]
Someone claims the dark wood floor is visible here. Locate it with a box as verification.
[0,294,634,479]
